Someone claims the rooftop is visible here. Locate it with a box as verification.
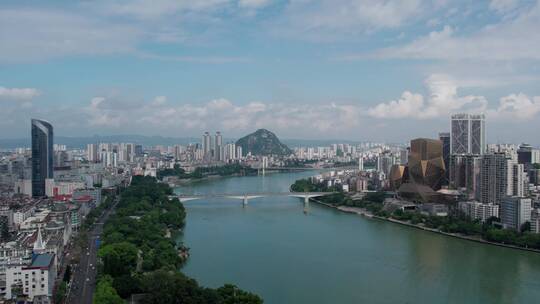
[29,253,54,269]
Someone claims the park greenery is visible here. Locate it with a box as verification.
[93,175,262,304]
[281,159,318,168]
[291,178,540,251]
[290,178,341,193]
[158,164,258,180]
[82,194,115,230]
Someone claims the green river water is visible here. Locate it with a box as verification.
[176,171,540,304]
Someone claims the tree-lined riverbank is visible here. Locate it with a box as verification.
[291,178,540,251]
[178,171,540,304]
[93,176,262,303]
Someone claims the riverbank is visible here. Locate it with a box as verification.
[94,176,263,303]
[169,172,259,185]
[311,198,540,254]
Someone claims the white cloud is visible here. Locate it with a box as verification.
[368,74,488,119]
[0,5,250,63]
[272,0,423,41]
[489,0,520,13]
[366,2,540,61]
[238,0,271,9]
[99,0,232,20]
[0,9,141,63]
[0,86,40,100]
[368,92,424,119]
[81,96,364,135]
[489,93,540,119]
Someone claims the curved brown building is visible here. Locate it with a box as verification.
[389,164,407,190]
[407,138,446,191]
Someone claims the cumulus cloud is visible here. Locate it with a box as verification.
[368,74,488,119]
[0,86,40,101]
[80,96,364,135]
[489,93,540,119]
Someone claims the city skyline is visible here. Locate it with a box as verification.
[1,1,540,142]
[3,2,540,303]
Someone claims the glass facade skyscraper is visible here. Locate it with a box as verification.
[450,113,485,155]
[31,119,53,197]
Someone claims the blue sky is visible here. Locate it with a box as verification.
[1,0,540,143]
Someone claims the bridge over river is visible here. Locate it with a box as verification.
[172,192,334,206]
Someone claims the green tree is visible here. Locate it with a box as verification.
[521,221,531,233]
[217,284,263,304]
[98,242,138,277]
[112,274,142,299]
[140,269,218,304]
[54,281,67,304]
[93,276,123,304]
[63,265,72,282]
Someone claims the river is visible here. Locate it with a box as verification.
[175,171,540,304]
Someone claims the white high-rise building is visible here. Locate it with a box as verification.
[307,148,314,160]
[458,201,499,222]
[100,151,118,168]
[506,160,526,197]
[236,146,243,159]
[86,143,98,162]
[225,143,236,160]
[451,113,486,155]
[500,197,532,231]
[480,153,507,204]
[358,157,364,171]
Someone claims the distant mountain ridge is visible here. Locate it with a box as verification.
[235,129,293,156]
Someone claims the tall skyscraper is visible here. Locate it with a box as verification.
[377,152,395,177]
[449,154,482,199]
[439,132,450,184]
[126,143,135,162]
[451,113,485,155]
[202,132,211,157]
[507,159,526,197]
[31,119,53,197]
[87,143,98,162]
[215,131,223,161]
[236,146,243,159]
[480,153,507,204]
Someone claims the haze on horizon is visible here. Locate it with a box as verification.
[1,0,540,144]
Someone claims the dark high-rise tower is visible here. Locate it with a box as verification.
[439,132,450,185]
[31,119,53,197]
